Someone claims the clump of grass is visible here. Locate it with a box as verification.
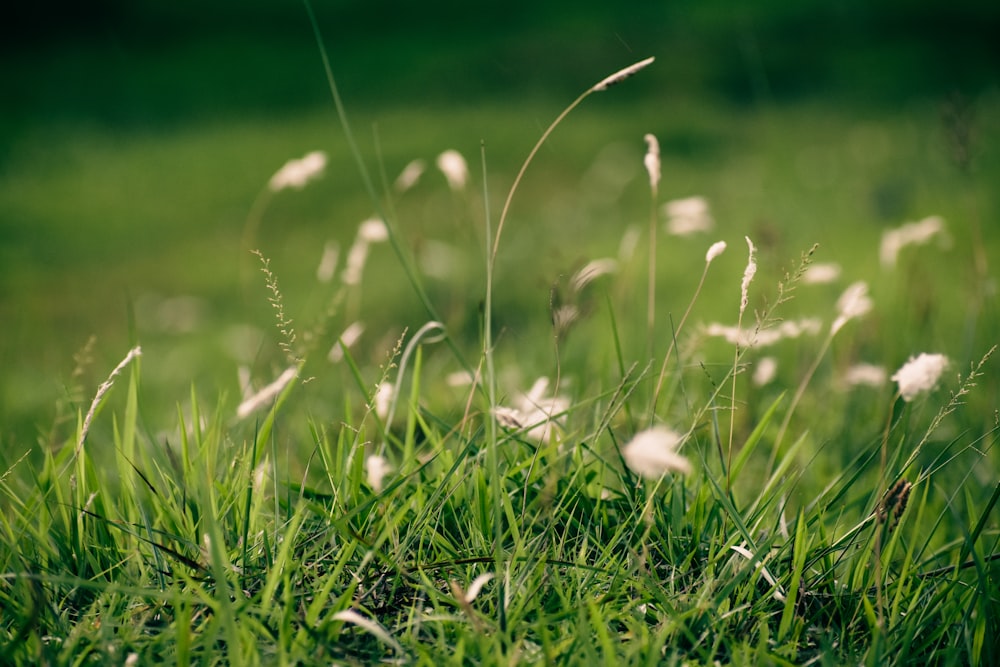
[1,10,998,667]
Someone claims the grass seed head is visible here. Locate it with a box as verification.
[436,149,469,191]
[592,56,655,91]
[268,150,327,192]
[643,133,661,191]
[622,427,692,479]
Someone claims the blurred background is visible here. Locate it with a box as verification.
[2,0,999,447]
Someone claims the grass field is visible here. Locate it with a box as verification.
[2,4,1000,664]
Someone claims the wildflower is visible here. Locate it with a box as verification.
[329,321,365,363]
[268,150,327,192]
[753,357,778,387]
[236,366,297,419]
[365,454,391,493]
[802,262,842,285]
[831,281,873,335]
[891,353,949,401]
[436,149,469,191]
[394,159,426,192]
[740,236,757,317]
[880,216,945,268]
[705,240,727,264]
[493,377,569,444]
[843,363,888,388]
[643,134,660,192]
[316,240,339,283]
[663,196,714,236]
[592,56,655,91]
[621,427,692,479]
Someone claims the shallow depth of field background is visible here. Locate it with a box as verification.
[1,0,999,451]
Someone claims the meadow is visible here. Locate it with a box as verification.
[2,4,1000,665]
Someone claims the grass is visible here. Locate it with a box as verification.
[2,10,1000,666]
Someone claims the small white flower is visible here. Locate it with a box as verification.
[663,196,714,236]
[366,454,392,493]
[891,353,949,401]
[268,150,327,192]
[622,427,692,479]
[880,216,945,268]
[705,240,727,264]
[436,149,469,191]
[831,281,873,335]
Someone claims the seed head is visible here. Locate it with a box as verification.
[622,427,692,479]
[891,353,949,401]
[592,57,655,92]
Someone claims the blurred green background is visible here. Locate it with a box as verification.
[2,0,999,447]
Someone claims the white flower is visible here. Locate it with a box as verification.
[436,149,469,191]
[705,240,727,264]
[268,150,327,192]
[831,281,873,335]
[358,218,389,243]
[643,134,660,191]
[621,427,692,479]
[880,216,945,268]
[663,196,714,236]
[493,377,569,444]
[891,353,949,401]
[365,454,392,493]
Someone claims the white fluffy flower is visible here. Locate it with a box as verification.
[740,236,757,317]
[622,427,692,479]
[802,262,842,285]
[891,353,949,401]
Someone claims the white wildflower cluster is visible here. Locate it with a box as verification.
[268,150,327,192]
[664,196,714,236]
[365,454,392,493]
[842,363,888,388]
[493,377,570,445]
